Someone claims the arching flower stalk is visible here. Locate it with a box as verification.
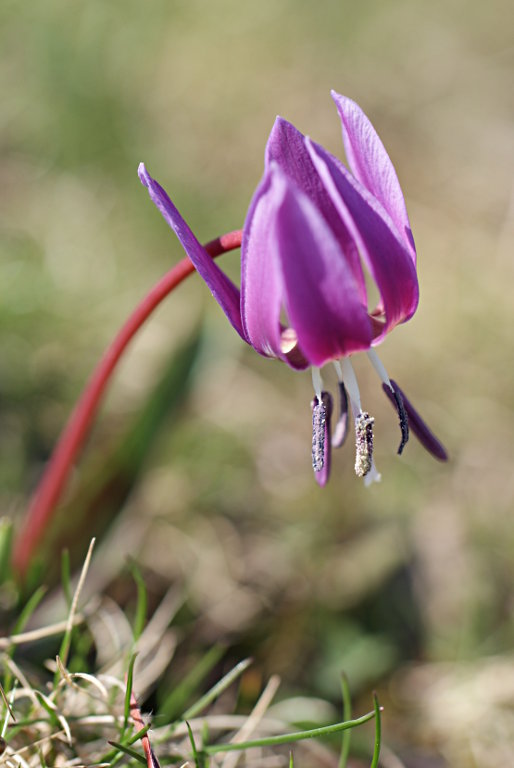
[139,91,447,487]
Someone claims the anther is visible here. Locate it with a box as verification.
[354,411,375,477]
[312,397,327,473]
[388,383,409,454]
[367,349,409,454]
[311,391,333,486]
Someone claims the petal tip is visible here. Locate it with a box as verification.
[138,162,150,187]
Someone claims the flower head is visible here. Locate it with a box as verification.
[139,91,447,485]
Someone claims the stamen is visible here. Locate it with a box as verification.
[384,379,448,461]
[366,349,391,386]
[311,367,323,403]
[311,398,327,473]
[338,357,380,482]
[354,411,375,477]
[368,349,409,454]
[339,357,362,416]
[332,380,349,448]
[311,391,333,486]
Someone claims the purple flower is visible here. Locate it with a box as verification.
[139,91,447,486]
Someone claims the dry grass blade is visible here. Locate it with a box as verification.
[59,538,96,669]
[2,657,39,708]
[0,615,86,650]
[221,675,281,768]
[55,657,110,701]
[0,683,16,725]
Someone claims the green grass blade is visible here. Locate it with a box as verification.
[128,724,152,745]
[108,740,147,765]
[61,549,71,609]
[339,673,352,768]
[186,721,204,768]
[182,657,252,721]
[369,693,381,768]
[0,518,13,583]
[203,709,377,755]
[129,561,147,643]
[13,586,47,635]
[34,692,59,728]
[123,653,138,733]
[160,644,225,720]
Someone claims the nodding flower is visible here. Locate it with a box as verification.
[139,91,447,486]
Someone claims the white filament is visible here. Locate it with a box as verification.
[338,357,362,418]
[311,367,323,402]
[367,349,392,388]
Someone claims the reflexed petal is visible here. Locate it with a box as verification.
[270,167,373,366]
[331,91,416,257]
[265,117,367,304]
[241,169,289,361]
[306,140,419,340]
[138,163,246,340]
[383,380,448,461]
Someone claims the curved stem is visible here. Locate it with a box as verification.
[12,230,243,578]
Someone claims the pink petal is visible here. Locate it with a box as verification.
[306,140,419,341]
[265,117,367,305]
[241,170,286,361]
[331,91,416,258]
[271,166,372,366]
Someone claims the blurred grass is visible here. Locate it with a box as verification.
[1,0,514,765]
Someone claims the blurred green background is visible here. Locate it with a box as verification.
[1,0,514,765]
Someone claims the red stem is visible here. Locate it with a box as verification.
[12,229,243,578]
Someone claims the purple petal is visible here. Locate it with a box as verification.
[245,165,372,368]
[306,140,419,340]
[241,169,291,362]
[383,380,448,461]
[138,163,246,340]
[312,391,333,487]
[331,91,416,257]
[265,117,367,305]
